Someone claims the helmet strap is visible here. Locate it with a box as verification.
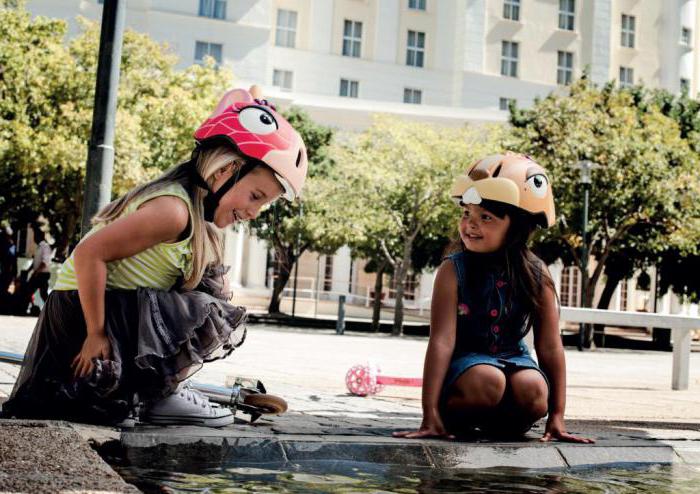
[187,153,257,222]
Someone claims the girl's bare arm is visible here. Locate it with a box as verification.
[71,196,190,377]
[533,275,566,417]
[421,260,458,418]
[395,259,458,438]
[534,267,594,443]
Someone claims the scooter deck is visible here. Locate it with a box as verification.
[0,350,284,421]
[0,351,23,365]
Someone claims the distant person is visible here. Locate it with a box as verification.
[19,225,53,312]
[0,226,17,296]
[394,153,593,443]
[2,87,308,426]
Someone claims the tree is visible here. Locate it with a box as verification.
[332,116,504,335]
[248,107,350,314]
[0,4,229,257]
[507,79,700,321]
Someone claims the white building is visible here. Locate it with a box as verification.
[25,0,700,317]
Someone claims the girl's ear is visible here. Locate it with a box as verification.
[213,163,234,180]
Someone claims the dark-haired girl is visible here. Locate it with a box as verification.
[394,153,593,442]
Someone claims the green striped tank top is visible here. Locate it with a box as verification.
[54,183,194,291]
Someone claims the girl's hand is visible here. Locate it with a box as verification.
[541,414,595,444]
[393,414,455,440]
[71,333,111,379]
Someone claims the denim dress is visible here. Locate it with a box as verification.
[441,251,549,395]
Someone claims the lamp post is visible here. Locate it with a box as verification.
[577,160,597,350]
[81,0,126,236]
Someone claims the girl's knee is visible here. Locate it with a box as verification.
[509,370,548,419]
[450,365,506,409]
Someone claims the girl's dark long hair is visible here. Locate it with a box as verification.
[446,199,558,326]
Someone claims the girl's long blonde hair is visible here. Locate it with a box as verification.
[92,146,247,290]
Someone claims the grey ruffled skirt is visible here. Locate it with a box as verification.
[1,266,246,425]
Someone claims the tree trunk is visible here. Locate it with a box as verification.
[371,260,386,332]
[392,242,413,336]
[592,272,623,345]
[267,246,295,314]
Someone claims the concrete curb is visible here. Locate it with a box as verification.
[120,427,685,471]
[0,420,138,493]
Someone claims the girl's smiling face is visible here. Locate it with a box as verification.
[210,164,283,228]
[459,203,511,253]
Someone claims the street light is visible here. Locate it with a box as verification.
[576,160,600,350]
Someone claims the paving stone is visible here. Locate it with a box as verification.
[660,441,700,465]
[557,445,679,467]
[430,444,568,469]
[283,440,433,466]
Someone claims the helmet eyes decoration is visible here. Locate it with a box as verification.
[449,152,556,228]
[238,106,279,135]
[525,173,549,198]
[193,87,309,203]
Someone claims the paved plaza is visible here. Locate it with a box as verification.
[1,314,700,491]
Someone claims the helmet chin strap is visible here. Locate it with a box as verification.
[188,158,257,222]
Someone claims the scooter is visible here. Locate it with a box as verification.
[0,351,287,423]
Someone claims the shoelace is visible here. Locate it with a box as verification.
[180,383,211,409]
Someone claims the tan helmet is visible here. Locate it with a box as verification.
[450,152,556,228]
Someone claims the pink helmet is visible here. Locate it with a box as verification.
[194,87,308,201]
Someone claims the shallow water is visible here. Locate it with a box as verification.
[117,461,700,493]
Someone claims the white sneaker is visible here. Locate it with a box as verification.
[144,383,234,427]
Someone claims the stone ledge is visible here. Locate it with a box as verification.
[120,428,684,471]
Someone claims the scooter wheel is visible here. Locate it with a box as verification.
[243,393,288,414]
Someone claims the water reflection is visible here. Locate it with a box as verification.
[117,461,700,493]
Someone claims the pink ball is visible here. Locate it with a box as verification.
[345,363,382,396]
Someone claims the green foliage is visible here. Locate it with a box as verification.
[0,4,229,255]
[248,107,344,313]
[331,116,504,332]
[508,78,700,305]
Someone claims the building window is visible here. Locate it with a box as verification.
[499,97,515,111]
[557,50,573,85]
[560,266,580,307]
[558,0,575,31]
[406,30,425,67]
[339,78,359,98]
[195,41,222,65]
[390,272,417,300]
[681,78,690,93]
[275,9,297,48]
[501,41,519,77]
[199,0,226,20]
[342,20,362,57]
[323,256,333,291]
[503,0,520,21]
[619,66,634,88]
[621,14,635,48]
[403,88,422,104]
[620,279,628,311]
[272,69,293,91]
[408,0,426,10]
[682,27,692,46]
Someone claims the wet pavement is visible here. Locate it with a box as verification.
[1,315,700,492]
